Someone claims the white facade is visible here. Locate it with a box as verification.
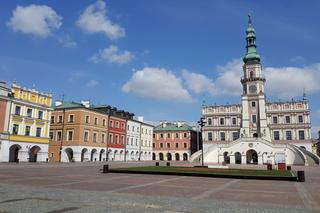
[126,120,141,161]
[140,122,153,161]
[191,18,319,166]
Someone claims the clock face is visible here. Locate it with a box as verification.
[249,85,257,94]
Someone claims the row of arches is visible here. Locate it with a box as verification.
[223,149,258,164]
[9,144,42,162]
[153,153,189,161]
[63,148,152,162]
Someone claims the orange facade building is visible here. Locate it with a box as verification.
[49,101,109,162]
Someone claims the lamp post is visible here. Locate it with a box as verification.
[197,117,206,167]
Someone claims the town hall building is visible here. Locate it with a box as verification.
[191,16,319,166]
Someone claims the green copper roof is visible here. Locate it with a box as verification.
[154,123,193,132]
[54,102,84,109]
[243,16,260,63]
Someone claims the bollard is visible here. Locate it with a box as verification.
[46,158,49,163]
[267,164,272,170]
[155,162,159,166]
[16,159,19,164]
[166,162,170,167]
[287,165,291,171]
[297,170,305,182]
[103,164,109,173]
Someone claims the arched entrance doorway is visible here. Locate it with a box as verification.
[159,153,164,161]
[9,144,21,162]
[81,148,88,162]
[183,153,188,161]
[29,146,41,162]
[113,150,118,161]
[223,152,230,164]
[235,152,241,164]
[175,153,180,161]
[246,149,258,164]
[120,150,124,161]
[167,153,172,161]
[91,149,97,161]
[65,148,73,162]
[152,153,156,160]
[130,151,135,160]
[99,149,105,161]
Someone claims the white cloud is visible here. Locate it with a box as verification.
[182,69,217,95]
[7,4,62,38]
[86,79,99,88]
[182,59,243,97]
[122,67,194,103]
[77,0,125,40]
[290,56,304,63]
[58,35,77,48]
[264,64,320,98]
[90,45,134,64]
[183,58,320,98]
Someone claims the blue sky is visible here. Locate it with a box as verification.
[1,1,320,137]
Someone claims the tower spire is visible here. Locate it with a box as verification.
[243,14,260,63]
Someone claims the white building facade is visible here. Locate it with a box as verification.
[0,82,52,162]
[191,17,319,166]
[140,119,153,161]
[126,120,141,161]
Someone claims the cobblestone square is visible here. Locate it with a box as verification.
[0,162,319,212]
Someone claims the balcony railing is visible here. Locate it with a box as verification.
[241,74,266,82]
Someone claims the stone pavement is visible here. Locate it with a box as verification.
[0,161,319,213]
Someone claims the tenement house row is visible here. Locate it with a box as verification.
[49,102,154,162]
[0,81,154,162]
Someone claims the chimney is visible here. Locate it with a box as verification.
[55,100,62,107]
[161,121,167,128]
[81,100,90,108]
[138,116,144,122]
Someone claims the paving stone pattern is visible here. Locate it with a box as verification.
[0,162,319,213]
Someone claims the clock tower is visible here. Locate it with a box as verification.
[240,15,271,141]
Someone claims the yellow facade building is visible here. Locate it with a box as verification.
[0,82,52,162]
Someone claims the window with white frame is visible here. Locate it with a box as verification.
[273,116,278,124]
[15,106,21,115]
[84,131,89,142]
[25,126,31,136]
[38,111,43,120]
[27,108,32,117]
[286,131,292,140]
[285,116,291,124]
[36,127,42,137]
[93,132,97,143]
[67,130,73,141]
[208,132,213,141]
[57,131,62,141]
[85,115,90,124]
[68,114,74,123]
[274,131,280,140]
[298,130,305,140]
[220,132,226,141]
